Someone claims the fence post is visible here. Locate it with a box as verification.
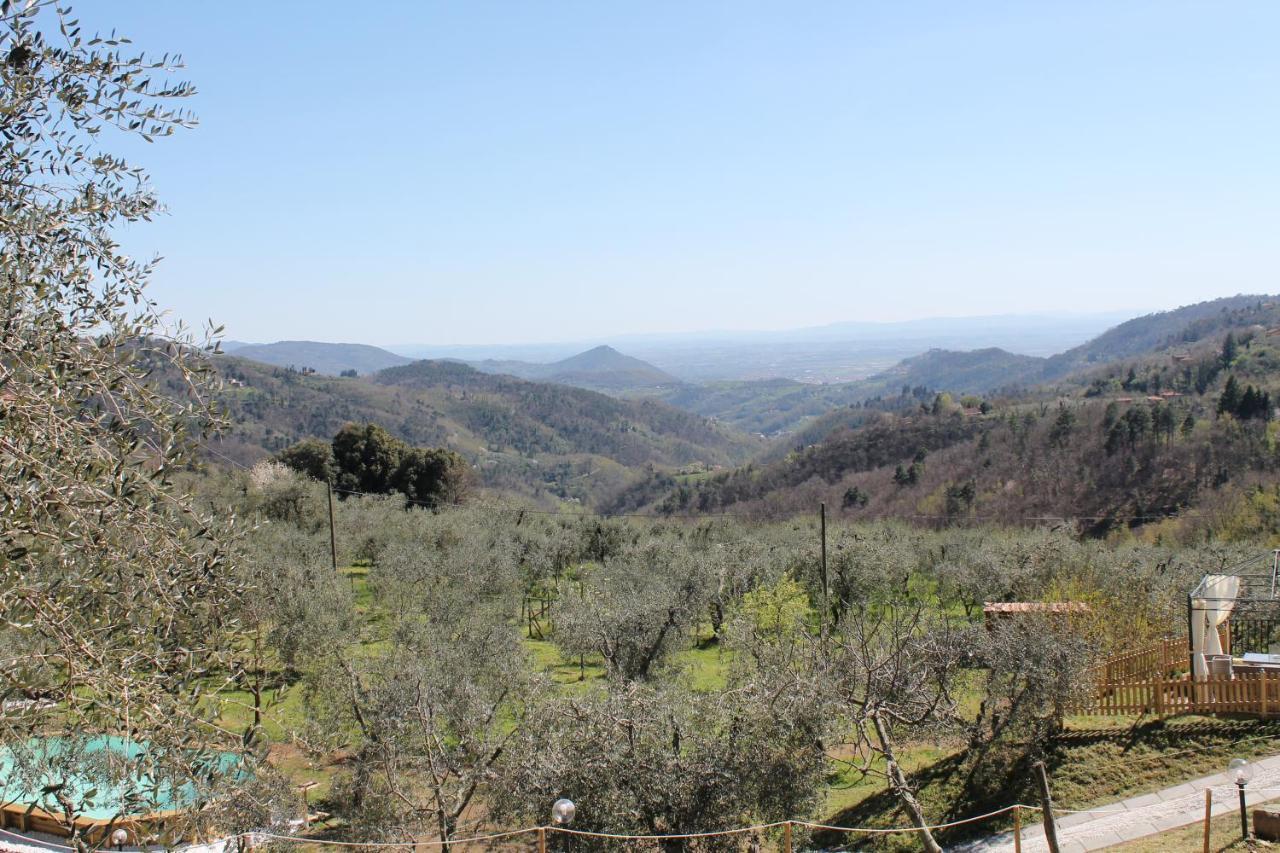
[1203,788,1212,853]
[1153,677,1163,716]
[1013,805,1022,853]
[538,827,547,853]
[1264,670,1270,718]
[783,821,793,853]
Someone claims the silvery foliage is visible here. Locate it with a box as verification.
[0,2,247,841]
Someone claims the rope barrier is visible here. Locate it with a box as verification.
[251,827,542,847]
[17,776,1280,849]
[0,808,1039,850]
[552,822,785,841]
[791,804,1040,835]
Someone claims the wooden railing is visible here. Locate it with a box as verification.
[1089,635,1188,684]
[1076,671,1280,718]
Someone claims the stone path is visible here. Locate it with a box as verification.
[956,752,1280,852]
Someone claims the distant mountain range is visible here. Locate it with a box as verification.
[386,311,1132,383]
[205,294,1280,518]
[220,298,1280,441]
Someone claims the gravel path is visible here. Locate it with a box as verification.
[955,752,1280,852]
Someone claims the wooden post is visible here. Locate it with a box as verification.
[819,503,828,640]
[326,481,339,573]
[783,821,794,853]
[1013,805,1022,853]
[1203,788,1212,853]
[1034,761,1061,853]
[538,827,547,853]
[1263,670,1270,717]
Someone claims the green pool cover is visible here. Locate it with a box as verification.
[0,736,241,821]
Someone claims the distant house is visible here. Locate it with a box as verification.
[983,601,1091,628]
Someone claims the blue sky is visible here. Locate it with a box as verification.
[99,1,1280,345]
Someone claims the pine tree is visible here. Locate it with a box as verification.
[1218,375,1242,417]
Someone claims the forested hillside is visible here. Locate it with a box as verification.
[200,357,760,506]
[633,315,1280,536]
[650,296,1280,437]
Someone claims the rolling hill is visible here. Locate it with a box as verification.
[202,357,759,507]
[228,341,413,375]
[468,345,681,393]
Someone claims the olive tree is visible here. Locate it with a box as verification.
[493,679,833,850]
[554,540,712,681]
[826,602,968,853]
[0,3,247,842]
[307,596,539,845]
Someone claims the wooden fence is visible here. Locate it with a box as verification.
[1075,671,1280,718]
[1089,635,1188,684]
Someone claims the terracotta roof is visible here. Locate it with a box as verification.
[982,601,1092,614]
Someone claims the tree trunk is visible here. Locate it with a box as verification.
[871,712,943,853]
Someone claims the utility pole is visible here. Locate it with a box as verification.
[1034,761,1061,853]
[819,502,829,639]
[327,480,339,574]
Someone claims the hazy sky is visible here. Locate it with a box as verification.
[100,1,1280,345]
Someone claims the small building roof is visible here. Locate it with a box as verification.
[982,601,1092,615]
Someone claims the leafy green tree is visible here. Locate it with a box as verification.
[392,446,471,507]
[841,485,869,508]
[332,422,404,494]
[277,437,337,483]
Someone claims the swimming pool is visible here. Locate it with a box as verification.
[0,735,241,839]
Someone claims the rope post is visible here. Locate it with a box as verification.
[1203,788,1212,853]
[538,827,547,853]
[783,821,792,853]
[1034,761,1061,853]
[1013,805,1022,853]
